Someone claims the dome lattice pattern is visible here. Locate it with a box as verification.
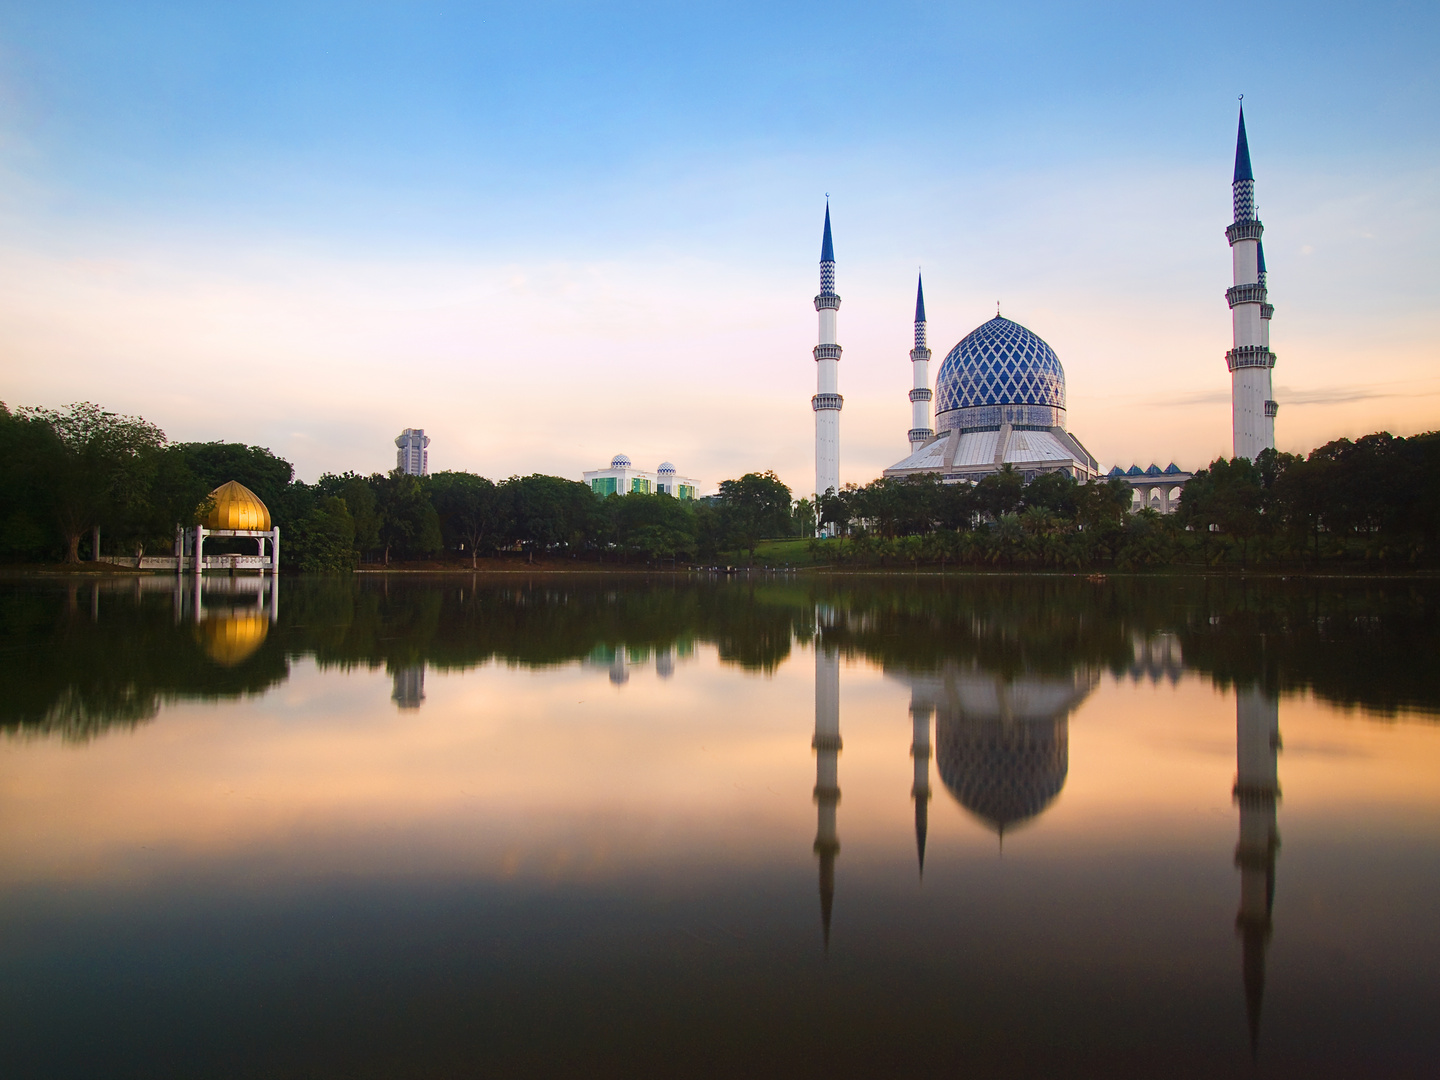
[935,316,1066,419]
[935,715,1068,833]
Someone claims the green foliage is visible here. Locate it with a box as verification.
[172,441,295,509]
[374,470,443,564]
[428,471,500,566]
[289,495,357,572]
[717,470,793,560]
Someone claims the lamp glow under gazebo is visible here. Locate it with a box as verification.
[178,481,280,575]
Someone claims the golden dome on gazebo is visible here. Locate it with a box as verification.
[197,611,270,666]
[202,481,271,531]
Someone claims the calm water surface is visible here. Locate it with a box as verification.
[1,574,1438,1078]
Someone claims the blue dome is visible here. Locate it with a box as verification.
[934,316,1067,431]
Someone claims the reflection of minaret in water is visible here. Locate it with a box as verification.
[813,645,841,948]
[910,699,933,875]
[1234,686,1281,1058]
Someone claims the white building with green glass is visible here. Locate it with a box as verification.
[584,454,698,500]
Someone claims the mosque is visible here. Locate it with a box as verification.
[809,105,1277,498]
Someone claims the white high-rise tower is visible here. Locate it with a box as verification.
[813,205,842,504]
[1226,105,1278,461]
[395,428,430,476]
[907,273,934,452]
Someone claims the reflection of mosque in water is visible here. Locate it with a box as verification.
[811,632,1284,1057]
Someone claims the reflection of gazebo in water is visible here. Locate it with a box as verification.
[178,481,280,575]
[187,571,278,665]
[892,662,1098,853]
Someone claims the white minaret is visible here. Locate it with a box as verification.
[1226,104,1278,461]
[908,273,934,452]
[1234,685,1281,1058]
[813,636,841,948]
[813,204,842,506]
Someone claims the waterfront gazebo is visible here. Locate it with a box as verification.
[179,481,280,574]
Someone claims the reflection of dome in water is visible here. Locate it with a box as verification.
[937,717,1067,833]
[890,663,1098,836]
[197,611,269,666]
[202,480,272,531]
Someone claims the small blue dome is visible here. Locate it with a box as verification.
[611,453,632,469]
[934,316,1066,431]
[658,461,676,474]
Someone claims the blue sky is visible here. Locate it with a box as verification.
[2,1,1436,488]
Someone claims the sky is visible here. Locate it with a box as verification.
[0,1,1436,492]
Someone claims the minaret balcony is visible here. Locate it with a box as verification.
[1264,400,1279,418]
[1226,283,1267,308]
[908,388,932,402]
[1226,220,1264,244]
[813,343,843,360]
[1261,303,1275,319]
[1226,345,1276,371]
[814,294,842,311]
[812,393,844,412]
[908,428,935,443]
[909,346,931,361]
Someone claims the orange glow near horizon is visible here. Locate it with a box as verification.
[2,646,1438,895]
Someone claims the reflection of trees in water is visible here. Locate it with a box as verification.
[0,582,288,742]
[2,574,1436,742]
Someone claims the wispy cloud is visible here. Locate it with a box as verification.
[1147,381,1440,409]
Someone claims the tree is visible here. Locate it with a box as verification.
[374,471,442,564]
[0,404,64,560]
[503,474,600,558]
[717,470,793,561]
[609,491,697,562]
[792,497,817,539]
[429,471,500,567]
[18,402,167,562]
[1024,470,1080,517]
[289,496,356,572]
[974,465,1025,521]
[817,483,857,537]
[173,442,294,509]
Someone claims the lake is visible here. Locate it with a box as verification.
[1,573,1437,1078]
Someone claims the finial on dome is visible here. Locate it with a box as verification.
[1234,102,1254,184]
[914,272,926,324]
[820,203,835,264]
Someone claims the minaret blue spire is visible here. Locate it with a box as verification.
[1257,240,1267,282]
[914,272,926,324]
[1232,104,1256,222]
[1234,105,1254,183]
[818,203,837,297]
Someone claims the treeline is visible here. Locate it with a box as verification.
[0,402,800,570]
[5,401,1435,571]
[814,432,1440,569]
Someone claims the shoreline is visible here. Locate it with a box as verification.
[3,564,1439,582]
